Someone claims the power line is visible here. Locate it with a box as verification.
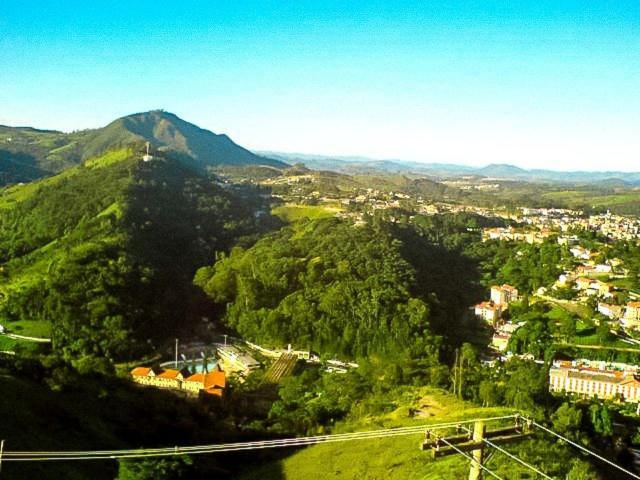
[438,436,506,480]
[2,415,519,462]
[526,418,640,480]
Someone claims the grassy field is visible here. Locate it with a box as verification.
[240,387,530,480]
[542,297,593,320]
[541,189,640,214]
[2,319,52,337]
[272,204,341,222]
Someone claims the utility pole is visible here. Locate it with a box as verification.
[458,352,464,399]
[423,417,531,480]
[468,421,485,480]
[1,439,5,477]
[175,338,179,369]
[453,348,459,398]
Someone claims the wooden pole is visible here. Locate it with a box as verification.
[453,348,459,398]
[458,353,464,399]
[0,439,5,478]
[468,421,485,480]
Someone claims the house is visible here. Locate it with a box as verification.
[130,367,191,389]
[491,333,511,352]
[598,302,623,320]
[622,302,640,330]
[576,265,596,276]
[570,246,591,260]
[155,368,191,389]
[556,272,576,287]
[474,302,501,324]
[549,360,640,402]
[183,366,226,397]
[594,280,613,297]
[490,322,522,352]
[575,277,592,291]
[130,366,163,386]
[594,264,613,273]
[490,285,519,306]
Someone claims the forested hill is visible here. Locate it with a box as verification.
[0,146,273,361]
[195,216,485,361]
[0,110,286,185]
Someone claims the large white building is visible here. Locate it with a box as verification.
[549,360,640,403]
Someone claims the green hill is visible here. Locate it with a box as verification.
[0,146,269,360]
[80,110,287,170]
[0,111,286,185]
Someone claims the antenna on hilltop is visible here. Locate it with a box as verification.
[142,141,153,162]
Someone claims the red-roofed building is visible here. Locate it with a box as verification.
[129,366,222,394]
[183,366,226,397]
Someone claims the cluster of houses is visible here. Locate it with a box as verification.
[549,245,640,331]
[130,365,226,397]
[515,209,640,242]
[481,227,554,244]
[549,359,640,404]
[473,285,522,352]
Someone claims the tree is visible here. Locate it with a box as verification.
[551,403,582,439]
[478,379,501,407]
[589,404,613,437]
[566,461,599,480]
[117,456,193,480]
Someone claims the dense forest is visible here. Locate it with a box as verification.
[195,218,438,359]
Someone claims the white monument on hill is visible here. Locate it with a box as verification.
[142,142,153,162]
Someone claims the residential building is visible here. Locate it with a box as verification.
[490,322,522,352]
[575,277,592,291]
[490,285,519,306]
[182,367,226,397]
[622,302,640,330]
[549,361,640,402]
[130,366,226,396]
[598,302,623,320]
[570,246,591,260]
[491,333,510,352]
[474,302,501,324]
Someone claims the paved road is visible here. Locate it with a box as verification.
[1,332,51,343]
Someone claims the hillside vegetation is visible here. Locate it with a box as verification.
[0,146,269,360]
[240,386,595,480]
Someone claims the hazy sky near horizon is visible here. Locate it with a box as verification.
[1,1,638,170]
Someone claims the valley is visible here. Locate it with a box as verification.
[1,111,640,479]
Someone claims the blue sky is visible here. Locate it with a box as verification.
[1,1,638,170]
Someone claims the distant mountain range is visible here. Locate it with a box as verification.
[260,151,640,185]
[3,112,639,187]
[0,110,285,185]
